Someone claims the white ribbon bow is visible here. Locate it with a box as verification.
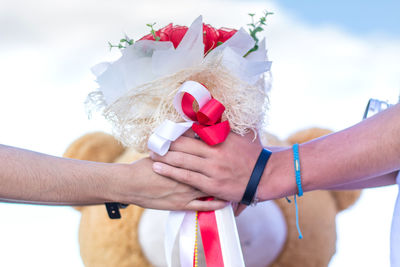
[147,81,211,156]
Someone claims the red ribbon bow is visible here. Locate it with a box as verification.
[181,92,230,145]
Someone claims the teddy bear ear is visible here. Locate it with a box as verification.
[63,132,126,212]
[286,127,333,145]
[63,132,125,162]
[260,131,289,146]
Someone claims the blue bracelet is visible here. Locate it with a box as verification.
[240,148,272,206]
[293,143,303,196]
[290,143,303,239]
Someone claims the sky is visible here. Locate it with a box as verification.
[274,0,400,37]
[0,0,399,266]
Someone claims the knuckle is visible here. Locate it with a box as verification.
[160,164,171,176]
[182,169,192,183]
[209,161,226,176]
[150,152,159,161]
[213,144,224,155]
[172,152,185,167]
[213,178,223,188]
[206,181,219,195]
[169,141,179,151]
[215,162,225,173]
[171,137,186,149]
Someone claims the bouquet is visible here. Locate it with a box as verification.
[87,13,272,267]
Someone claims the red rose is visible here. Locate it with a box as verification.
[169,26,189,48]
[139,22,237,54]
[139,24,188,48]
[140,23,173,41]
[202,24,220,53]
[157,23,173,41]
[218,28,238,43]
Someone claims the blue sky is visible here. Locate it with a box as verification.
[267,0,400,37]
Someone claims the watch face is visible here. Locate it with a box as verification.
[363,99,392,119]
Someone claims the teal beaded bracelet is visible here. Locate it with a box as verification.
[286,143,303,239]
[293,143,303,196]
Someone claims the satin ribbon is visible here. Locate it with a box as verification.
[147,81,244,267]
[148,80,230,156]
[198,210,224,266]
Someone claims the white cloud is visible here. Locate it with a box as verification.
[0,0,399,266]
[264,8,400,137]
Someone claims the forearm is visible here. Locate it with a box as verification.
[327,171,397,190]
[0,145,114,205]
[259,103,400,200]
[0,145,225,211]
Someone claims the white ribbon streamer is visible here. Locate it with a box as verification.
[164,211,197,267]
[147,81,211,156]
[148,80,244,267]
[179,212,197,267]
[164,211,186,267]
[215,205,245,267]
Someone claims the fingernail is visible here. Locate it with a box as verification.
[153,162,162,173]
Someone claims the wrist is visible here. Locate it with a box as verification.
[103,162,140,204]
[86,162,124,204]
[257,147,296,201]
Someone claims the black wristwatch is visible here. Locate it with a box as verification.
[105,203,129,219]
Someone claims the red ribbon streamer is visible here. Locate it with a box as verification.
[198,209,224,267]
[181,88,228,267]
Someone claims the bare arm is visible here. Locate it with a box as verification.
[0,145,226,210]
[327,172,397,190]
[150,103,400,202]
[260,103,400,200]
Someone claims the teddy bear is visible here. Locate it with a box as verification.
[64,127,360,267]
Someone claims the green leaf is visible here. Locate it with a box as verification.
[245,11,273,57]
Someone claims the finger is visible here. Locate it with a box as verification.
[182,129,196,138]
[234,204,247,216]
[152,162,211,192]
[150,151,206,174]
[231,202,238,212]
[169,136,212,158]
[184,199,229,211]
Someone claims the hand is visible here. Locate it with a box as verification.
[231,202,248,216]
[150,131,263,203]
[109,158,227,211]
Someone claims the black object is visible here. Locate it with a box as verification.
[363,98,392,120]
[240,148,272,206]
[105,202,129,219]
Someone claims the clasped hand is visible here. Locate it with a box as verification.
[150,130,263,214]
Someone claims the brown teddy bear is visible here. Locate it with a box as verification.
[64,128,360,267]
